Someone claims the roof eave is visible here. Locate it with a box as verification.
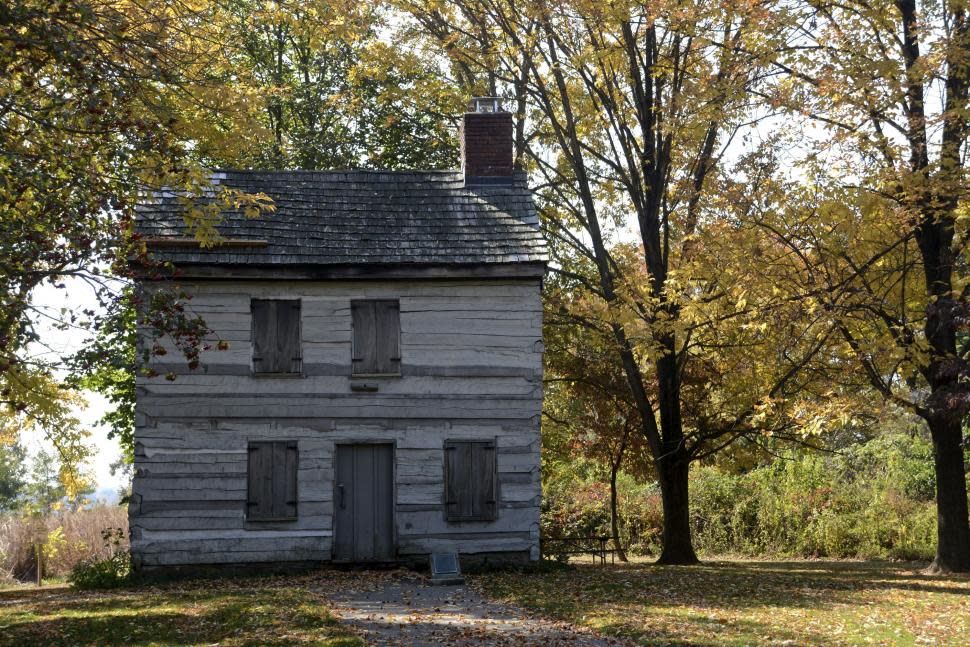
[132,260,548,281]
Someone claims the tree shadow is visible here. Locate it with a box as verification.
[337,606,632,646]
[329,572,822,647]
[0,586,71,602]
[564,559,970,609]
[589,612,812,647]
[0,584,356,647]
[666,559,970,598]
[0,611,193,646]
[480,559,970,646]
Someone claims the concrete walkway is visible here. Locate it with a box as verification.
[324,571,629,646]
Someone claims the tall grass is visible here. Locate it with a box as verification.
[0,504,128,583]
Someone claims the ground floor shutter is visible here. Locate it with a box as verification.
[444,440,496,521]
[247,440,298,520]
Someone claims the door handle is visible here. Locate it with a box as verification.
[337,483,346,509]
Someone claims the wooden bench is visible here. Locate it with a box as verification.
[542,535,616,564]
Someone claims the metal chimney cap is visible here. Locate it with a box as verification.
[470,96,505,113]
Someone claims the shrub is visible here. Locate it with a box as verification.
[541,468,663,558]
[68,527,130,590]
[542,431,948,561]
[541,478,611,560]
[686,433,942,560]
[614,475,663,555]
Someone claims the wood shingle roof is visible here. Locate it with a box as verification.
[135,170,547,270]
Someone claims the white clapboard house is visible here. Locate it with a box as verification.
[129,99,547,570]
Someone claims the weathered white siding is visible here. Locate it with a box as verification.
[130,279,543,568]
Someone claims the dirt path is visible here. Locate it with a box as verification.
[324,571,629,646]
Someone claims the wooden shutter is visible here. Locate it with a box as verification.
[444,441,471,519]
[251,300,276,374]
[444,440,496,521]
[247,440,299,520]
[375,300,401,375]
[252,299,301,374]
[277,301,302,374]
[351,300,377,374]
[247,441,274,520]
[278,441,299,519]
[474,442,497,520]
[352,299,400,375]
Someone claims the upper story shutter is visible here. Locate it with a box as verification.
[251,300,275,374]
[277,300,302,374]
[352,299,400,375]
[374,300,400,375]
[351,300,378,374]
[252,299,301,374]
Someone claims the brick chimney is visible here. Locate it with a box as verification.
[461,97,514,185]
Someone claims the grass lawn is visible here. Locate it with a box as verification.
[478,558,970,646]
[1,560,966,646]
[0,571,364,647]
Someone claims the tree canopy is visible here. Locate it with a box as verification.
[1,0,461,497]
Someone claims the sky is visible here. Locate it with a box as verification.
[23,279,126,497]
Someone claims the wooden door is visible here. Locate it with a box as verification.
[334,444,394,561]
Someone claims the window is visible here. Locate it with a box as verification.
[444,440,497,521]
[351,299,400,375]
[252,299,302,375]
[246,441,298,520]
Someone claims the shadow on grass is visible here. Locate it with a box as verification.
[661,559,970,597]
[344,613,721,647]
[0,585,72,602]
[481,559,970,646]
[0,583,362,647]
[1,610,195,646]
[555,559,970,604]
[590,613,801,647]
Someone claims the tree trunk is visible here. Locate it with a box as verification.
[652,337,699,565]
[656,455,699,565]
[609,464,628,562]
[35,541,42,587]
[913,221,970,573]
[926,413,970,573]
[898,0,970,573]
